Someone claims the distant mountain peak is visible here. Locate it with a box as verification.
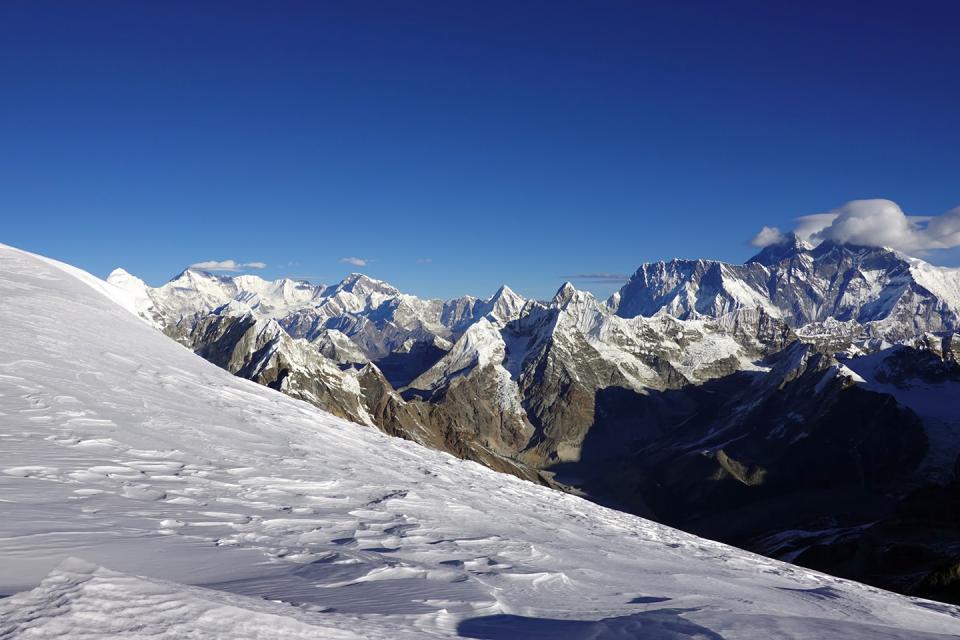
[332,272,399,296]
[340,272,374,284]
[491,283,516,298]
[168,267,228,284]
[107,267,134,279]
[107,267,149,290]
[616,239,959,337]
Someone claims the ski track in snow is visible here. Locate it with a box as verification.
[0,243,959,638]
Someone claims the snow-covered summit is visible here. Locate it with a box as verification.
[330,272,401,297]
[614,240,960,339]
[552,281,578,306]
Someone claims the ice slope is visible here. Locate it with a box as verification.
[1,243,959,638]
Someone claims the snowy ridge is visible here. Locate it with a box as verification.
[126,262,782,423]
[613,237,960,340]
[3,244,960,637]
[408,317,506,391]
[908,258,960,314]
[406,317,527,416]
[110,242,960,414]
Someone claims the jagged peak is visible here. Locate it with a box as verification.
[168,267,229,285]
[490,283,520,300]
[487,284,525,308]
[552,281,577,305]
[550,282,601,314]
[479,284,527,326]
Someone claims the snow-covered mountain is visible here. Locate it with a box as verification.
[127,267,521,362]
[110,266,795,469]
[7,243,960,636]
[104,243,960,603]
[613,235,960,341]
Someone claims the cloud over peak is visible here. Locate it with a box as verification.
[750,199,960,254]
[749,226,786,248]
[339,256,369,267]
[189,259,266,272]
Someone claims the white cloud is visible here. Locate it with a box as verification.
[792,213,839,242]
[189,259,267,272]
[749,226,786,248]
[750,199,960,255]
[814,200,917,249]
[916,208,960,250]
[339,256,368,267]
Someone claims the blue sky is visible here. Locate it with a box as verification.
[2,1,959,300]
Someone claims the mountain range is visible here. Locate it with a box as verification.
[102,237,960,603]
[4,242,960,637]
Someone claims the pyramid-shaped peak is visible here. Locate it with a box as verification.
[485,284,526,322]
[106,267,149,294]
[491,284,523,301]
[341,272,374,284]
[170,267,220,282]
[333,272,399,296]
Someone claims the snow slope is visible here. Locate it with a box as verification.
[0,558,405,639]
[1,243,958,638]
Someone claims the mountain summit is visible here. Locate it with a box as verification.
[613,240,960,339]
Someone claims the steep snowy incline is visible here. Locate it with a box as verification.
[1,242,958,638]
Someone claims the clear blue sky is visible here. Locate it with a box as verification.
[2,1,959,300]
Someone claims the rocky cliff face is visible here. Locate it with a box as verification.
[108,245,960,602]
